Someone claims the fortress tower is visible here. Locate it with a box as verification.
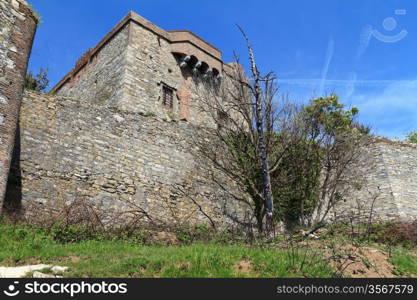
[51,11,233,125]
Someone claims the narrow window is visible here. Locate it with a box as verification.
[162,85,174,108]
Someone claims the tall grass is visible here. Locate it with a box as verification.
[0,221,333,278]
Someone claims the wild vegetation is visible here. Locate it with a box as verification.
[24,67,49,92]
[192,31,370,234]
[406,131,417,143]
[8,29,415,279]
[0,219,416,278]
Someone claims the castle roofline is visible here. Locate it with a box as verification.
[50,11,225,93]
[168,30,221,54]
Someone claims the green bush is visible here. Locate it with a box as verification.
[48,224,102,244]
[368,221,417,248]
[24,68,49,92]
[406,131,417,143]
[271,139,321,227]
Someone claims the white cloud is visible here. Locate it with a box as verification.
[279,78,417,88]
[319,37,334,95]
[278,77,417,138]
[356,25,373,61]
[345,72,357,98]
[353,80,417,138]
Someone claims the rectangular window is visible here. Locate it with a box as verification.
[162,85,174,108]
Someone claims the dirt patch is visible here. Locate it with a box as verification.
[177,262,192,271]
[53,255,82,264]
[15,257,42,266]
[69,256,81,263]
[147,231,179,245]
[233,260,252,275]
[332,245,395,278]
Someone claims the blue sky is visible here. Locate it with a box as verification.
[28,0,417,138]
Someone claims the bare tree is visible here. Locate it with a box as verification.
[187,29,369,235]
[238,27,275,234]
[187,28,298,234]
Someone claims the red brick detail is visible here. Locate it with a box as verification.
[177,78,191,121]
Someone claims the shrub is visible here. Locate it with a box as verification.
[272,138,321,228]
[406,131,417,143]
[365,221,417,247]
[48,223,102,244]
[24,68,49,92]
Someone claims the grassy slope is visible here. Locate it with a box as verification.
[1,222,416,278]
[0,223,333,278]
[390,249,417,277]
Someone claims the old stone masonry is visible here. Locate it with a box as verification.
[0,0,37,209]
[1,7,249,227]
[0,3,416,226]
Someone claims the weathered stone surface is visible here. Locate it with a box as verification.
[52,11,224,127]
[0,0,37,211]
[0,94,8,104]
[32,271,55,278]
[334,138,417,221]
[0,264,50,278]
[56,23,129,106]
[2,8,416,226]
[51,266,69,274]
[0,264,67,278]
[5,91,249,227]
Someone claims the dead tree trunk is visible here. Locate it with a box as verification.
[240,27,275,235]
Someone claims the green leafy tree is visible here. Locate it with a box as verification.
[24,67,49,92]
[406,131,417,143]
[192,29,369,233]
[272,137,321,228]
[298,95,368,230]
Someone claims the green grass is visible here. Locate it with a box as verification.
[2,222,416,278]
[390,249,417,277]
[0,222,334,278]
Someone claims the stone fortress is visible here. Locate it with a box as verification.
[50,11,232,126]
[0,0,416,228]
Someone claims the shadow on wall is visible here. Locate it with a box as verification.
[3,125,22,213]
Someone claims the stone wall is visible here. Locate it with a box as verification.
[5,91,250,227]
[5,91,417,225]
[121,21,183,119]
[122,21,215,126]
[3,7,416,225]
[334,139,417,222]
[55,23,129,106]
[0,0,37,211]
